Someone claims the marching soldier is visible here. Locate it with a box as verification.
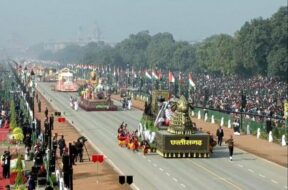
[225,135,234,161]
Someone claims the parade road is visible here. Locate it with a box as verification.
[37,82,287,190]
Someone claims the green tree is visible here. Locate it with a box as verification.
[9,99,18,129]
[14,155,24,187]
[267,6,288,79]
[146,32,175,69]
[172,41,196,71]
[234,17,272,76]
[195,34,236,75]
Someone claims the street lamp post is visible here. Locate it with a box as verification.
[126,64,129,88]
[30,70,35,120]
[240,91,246,132]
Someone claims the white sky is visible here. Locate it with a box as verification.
[0,0,286,48]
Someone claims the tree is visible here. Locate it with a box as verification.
[146,32,175,69]
[195,34,236,75]
[14,155,25,187]
[267,6,288,79]
[9,99,18,130]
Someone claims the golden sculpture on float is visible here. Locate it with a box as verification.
[168,95,195,135]
[79,70,117,111]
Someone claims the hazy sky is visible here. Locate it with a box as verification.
[0,0,286,48]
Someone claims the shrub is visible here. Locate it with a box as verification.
[272,127,280,140]
[15,172,25,187]
[14,155,24,172]
[12,127,23,135]
[9,99,18,130]
[14,155,26,187]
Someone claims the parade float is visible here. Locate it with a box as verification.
[117,94,210,157]
[140,90,170,130]
[43,68,57,82]
[155,96,210,158]
[78,70,117,111]
[55,68,78,92]
[136,92,210,158]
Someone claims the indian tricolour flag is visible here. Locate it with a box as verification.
[145,70,152,79]
[168,71,175,83]
[151,70,159,80]
[189,73,196,89]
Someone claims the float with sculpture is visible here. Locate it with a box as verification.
[155,95,210,158]
[78,70,117,111]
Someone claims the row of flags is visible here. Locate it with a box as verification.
[143,70,196,89]
[69,64,196,89]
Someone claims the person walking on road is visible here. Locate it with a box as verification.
[49,113,54,130]
[58,135,66,157]
[225,135,234,161]
[216,126,224,146]
[36,93,38,103]
[44,107,49,118]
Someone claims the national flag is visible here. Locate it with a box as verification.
[158,70,162,80]
[179,72,184,84]
[113,67,116,76]
[189,73,196,89]
[168,71,175,83]
[145,70,152,79]
[151,70,159,80]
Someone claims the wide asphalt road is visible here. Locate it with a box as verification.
[37,82,287,190]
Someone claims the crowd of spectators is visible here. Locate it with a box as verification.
[193,74,287,122]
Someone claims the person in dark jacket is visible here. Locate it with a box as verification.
[44,107,49,118]
[2,151,11,178]
[216,126,224,146]
[49,114,54,131]
[58,135,66,157]
[28,174,36,190]
[62,148,70,188]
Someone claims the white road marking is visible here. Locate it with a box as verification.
[148,159,151,162]
[237,164,243,168]
[271,179,278,184]
[259,174,266,178]
[166,172,170,176]
[173,177,178,182]
[190,160,242,190]
[284,185,288,189]
[159,168,164,172]
[248,169,254,173]
[153,163,157,167]
[180,184,186,188]
[142,155,146,158]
